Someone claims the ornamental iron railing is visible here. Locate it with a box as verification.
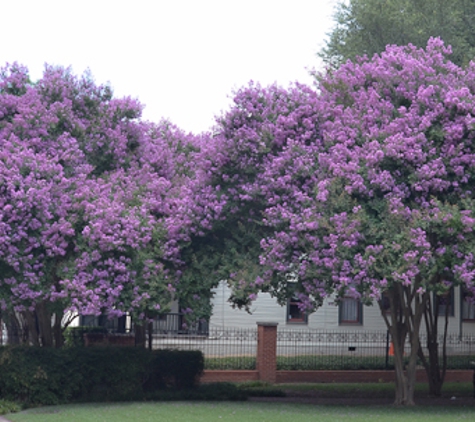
[151,326,258,370]
[276,329,391,370]
[2,317,474,371]
[147,325,475,370]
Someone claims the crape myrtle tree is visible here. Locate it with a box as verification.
[255,39,475,404]
[0,64,180,347]
[137,121,214,336]
[166,81,322,322]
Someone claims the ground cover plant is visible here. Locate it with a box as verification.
[204,356,256,370]
[205,354,475,371]
[5,400,475,422]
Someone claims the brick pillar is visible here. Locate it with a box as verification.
[256,322,278,383]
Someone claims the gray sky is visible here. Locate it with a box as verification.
[1,0,336,133]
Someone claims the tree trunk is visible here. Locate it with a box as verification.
[382,284,426,405]
[4,311,24,345]
[405,328,422,405]
[391,330,410,405]
[389,324,418,405]
[23,310,40,346]
[53,311,64,348]
[134,323,146,348]
[147,321,153,350]
[35,301,54,347]
[418,292,450,397]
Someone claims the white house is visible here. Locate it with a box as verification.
[209,280,475,336]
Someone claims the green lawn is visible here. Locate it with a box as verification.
[5,401,475,422]
[4,382,474,422]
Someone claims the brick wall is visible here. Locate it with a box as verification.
[256,322,278,383]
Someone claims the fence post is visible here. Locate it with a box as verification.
[385,330,390,370]
[256,322,278,383]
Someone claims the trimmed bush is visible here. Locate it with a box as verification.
[145,350,204,390]
[0,346,81,405]
[0,346,203,405]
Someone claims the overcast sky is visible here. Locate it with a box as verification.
[1,0,336,133]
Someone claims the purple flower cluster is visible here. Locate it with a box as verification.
[3,38,475,328]
[0,64,200,320]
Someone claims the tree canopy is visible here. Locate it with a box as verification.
[0,64,205,345]
[320,0,475,67]
[3,37,475,405]
[184,39,475,405]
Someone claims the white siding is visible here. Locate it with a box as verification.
[209,281,475,335]
[210,281,288,328]
[210,281,388,331]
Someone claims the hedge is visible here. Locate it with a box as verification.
[0,346,203,405]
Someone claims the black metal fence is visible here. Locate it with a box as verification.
[276,329,392,370]
[151,313,209,335]
[148,326,475,370]
[418,332,475,369]
[152,327,257,370]
[275,330,474,370]
[2,318,475,371]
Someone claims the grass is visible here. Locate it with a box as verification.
[5,400,475,422]
[3,382,473,421]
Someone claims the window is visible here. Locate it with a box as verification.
[436,287,454,317]
[339,297,362,325]
[286,296,307,324]
[462,289,475,321]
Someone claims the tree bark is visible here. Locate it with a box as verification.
[134,323,146,348]
[53,311,64,348]
[4,311,24,345]
[35,301,54,347]
[418,290,450,396]
[23,310,40,346]
[381,284,426,405]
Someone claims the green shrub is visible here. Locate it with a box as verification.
[205,354,475,371]
[0,399,21,415]
[0,346,82,405]
[0,346,204,406]
[68,347,151,402]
